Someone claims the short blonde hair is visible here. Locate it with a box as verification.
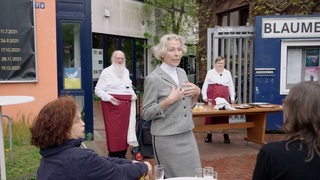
[152,34,187,61]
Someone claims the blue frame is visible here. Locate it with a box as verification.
[56,0,93,137]
[102,36,139,88]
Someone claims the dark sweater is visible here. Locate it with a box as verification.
[37,138,147,180]
[252,140,320,180]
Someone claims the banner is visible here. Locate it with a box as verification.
[0,0,37,82]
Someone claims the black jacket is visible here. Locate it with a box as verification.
[253,140,320,180]
[37,138,147,180]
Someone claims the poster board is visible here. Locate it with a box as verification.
[92,49,104,80]
[280,39,320,94]
[64,68,81,89]
[0,0,37,82]
[304,49,319,81]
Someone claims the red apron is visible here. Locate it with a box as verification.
[101,94,131,152]
[205,84,229,124]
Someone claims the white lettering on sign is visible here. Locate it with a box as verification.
[262,17,320,38]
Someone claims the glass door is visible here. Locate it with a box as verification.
[56,0,93,139]
[62,22,82,90]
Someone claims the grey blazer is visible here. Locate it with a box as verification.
[142,65,195,136]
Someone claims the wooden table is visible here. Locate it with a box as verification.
[192,104,283,145]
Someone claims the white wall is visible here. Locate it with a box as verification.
[91,0,198,74]
[92,0,155,72]
[92,0,150,38]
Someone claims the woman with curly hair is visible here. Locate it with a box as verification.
[253,81,320,179]
[31,96,152,180]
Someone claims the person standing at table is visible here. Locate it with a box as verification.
[201,56,235,144]
[30,96,152,180]
[95,50,137,158]
[142,33,202,178]
[252,81,320,180]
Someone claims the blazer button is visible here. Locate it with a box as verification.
[184,114,187,117]
[184,106,186,109]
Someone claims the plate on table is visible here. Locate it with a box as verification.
[249,102,269,106]
[234,104,251,109]
[165,177,203,180]
[257,104,276,108]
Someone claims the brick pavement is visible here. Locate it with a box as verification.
[88,102,285,180]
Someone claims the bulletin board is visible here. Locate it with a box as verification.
[0,0,37,82]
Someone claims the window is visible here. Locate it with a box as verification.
[218,6,249,26]
[62,22,81,90]
[280,39,320,94]
[92,33,147,92]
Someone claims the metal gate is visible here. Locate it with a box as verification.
[207,26,254,123]
[207,26,254,104]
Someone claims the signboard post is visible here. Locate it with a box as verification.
[0,0,37,82]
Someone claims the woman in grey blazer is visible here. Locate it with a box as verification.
[142,34,202,178]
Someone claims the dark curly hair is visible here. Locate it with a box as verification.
[283,81,320,162]
[30,96,78,149]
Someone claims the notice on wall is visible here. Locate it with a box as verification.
[0,0,37,82]
[304,49,320,81]
[92,49,104,80]
[304,67,319,81]
[64,68,81,89]
[305,49,319,67]
[287,48,302,84]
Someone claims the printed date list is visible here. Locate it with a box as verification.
[1,47,21,52]
[1,66,21,71]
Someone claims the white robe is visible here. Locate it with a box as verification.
[95,65,138,147]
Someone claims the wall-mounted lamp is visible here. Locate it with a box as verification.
[104,9,111,18]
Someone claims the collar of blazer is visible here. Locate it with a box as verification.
[155,65,186,87]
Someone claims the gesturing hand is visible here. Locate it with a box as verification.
[167,86,185,104]
[182,81,200,97]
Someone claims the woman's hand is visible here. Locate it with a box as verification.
[168,86,185,103]
[183,81,200,105]
[143,161,152,180]
[182,81,200,97]
[160,86,184,110]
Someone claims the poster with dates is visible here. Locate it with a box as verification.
[0,0,36,82]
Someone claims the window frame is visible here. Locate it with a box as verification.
[280,39,320,94]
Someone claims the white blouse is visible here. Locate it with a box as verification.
[201,68,235,101]
[160,62,179,85]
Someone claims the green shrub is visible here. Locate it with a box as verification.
[2,114,40,179]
